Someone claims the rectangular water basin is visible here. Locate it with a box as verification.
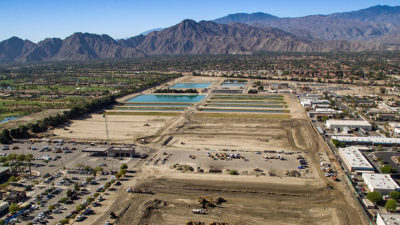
[221,83,246,87]
[201,109,286,113]
[126,95,206,103]
[205,104,284,108]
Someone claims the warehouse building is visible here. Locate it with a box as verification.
[326,119,372,131]
[362,173,400,195]
[332,136,400,146]
[338,147,374,172]
[376,213,400,225]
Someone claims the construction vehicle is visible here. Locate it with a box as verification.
[192,208,206,214]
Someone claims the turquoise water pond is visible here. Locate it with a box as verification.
[118,108,185,111]
[123,104,192,107]
[127,95,206,103]
[170,83,212,89]
[221,83,246,87]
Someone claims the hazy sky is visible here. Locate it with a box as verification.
[0,0,399,42]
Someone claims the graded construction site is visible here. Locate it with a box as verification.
[56,77,366,225]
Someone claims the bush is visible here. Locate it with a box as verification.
[76,204,86,212]
[86,197,94,203]
[104,182,111,189]
[58,197,68,203]
[229,170,238,175]
[59,218,69,225]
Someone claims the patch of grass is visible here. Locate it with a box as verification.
[200,108,289,113]
[196,113,291,119]
[115,106,187,110]
[105,111,181,116]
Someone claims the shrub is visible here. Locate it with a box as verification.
[229,170,238,175]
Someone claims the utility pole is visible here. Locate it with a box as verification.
[103,114,109,144]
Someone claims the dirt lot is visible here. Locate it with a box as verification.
[53,114,174,143]
[100,177,361,225]
[86,100,366,225]
[145,149,313,178]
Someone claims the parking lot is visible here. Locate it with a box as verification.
[0,141,146,225]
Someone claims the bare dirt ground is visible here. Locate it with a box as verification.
[53,114,173,143]
[85,90,367,225]
[113,178,360,225]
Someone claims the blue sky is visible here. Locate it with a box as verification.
[0,0,399,42]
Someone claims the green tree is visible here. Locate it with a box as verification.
[115,173,122,180]
[381,165,396,174]
[367,191,383,204]
[390,191,400,201]
[66,189,73,198]
[385,199,397,212]
[74,183,80,192]
[120,163,128,170]
[93,166,103,176]
[9,203,21,213]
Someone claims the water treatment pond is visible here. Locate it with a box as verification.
[118,108,185,111]
[201,109,286,113]
[127,95,206,103]
[170,83,212,89]
[206,104,284,108]
[221,83,246,87]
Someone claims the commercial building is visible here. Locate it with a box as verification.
[362,173,400,195]
[377,213,400,225]
[338,147,374,172]
[83,146,136,158]
[308,108,343,119]
[332,136,400,146]
[326,119,372,131]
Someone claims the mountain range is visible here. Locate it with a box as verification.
[1,5,400,63]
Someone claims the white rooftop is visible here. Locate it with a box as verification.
[363,173,400,190]
[378,213,400,225]
[315,108,342,113]
[333,136,400,144]
[338,147,373,170]
[327,119,371,126]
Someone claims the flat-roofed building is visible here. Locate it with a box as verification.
[326,119,372,131]
[377,213,400,225]
[332,136,400,146]
[362,173,400,195]
[338,147,374,172]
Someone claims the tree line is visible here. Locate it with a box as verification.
[0,95,116,144]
